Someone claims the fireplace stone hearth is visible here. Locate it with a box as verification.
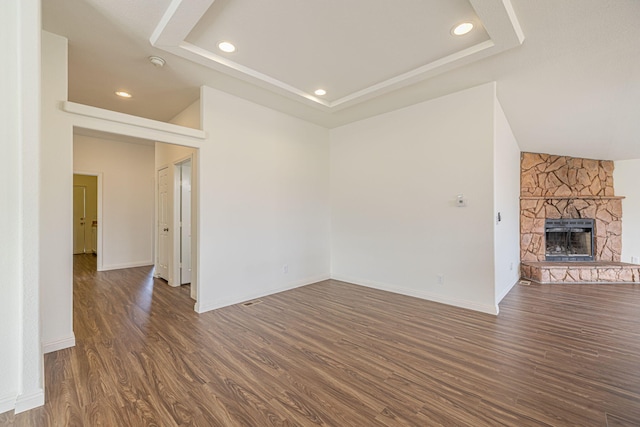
[521,262,640,284]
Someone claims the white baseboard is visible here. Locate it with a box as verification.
[0,393,16,415]
[43,334,76,354]
[195,274,331,314]
[495,276,520,305]
[98,260,153,271]
[14,389,44,414]
[194,300,215,313]
[330,274,499,315]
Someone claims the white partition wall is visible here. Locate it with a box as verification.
[330,83,503,315]
[197,87,331,312]
[493,100,522,304]
[41,31,75,354]
[0,0,44,414]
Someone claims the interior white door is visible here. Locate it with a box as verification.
[73,185,86,254]
[180,160,192,285]
[157,167,169,281]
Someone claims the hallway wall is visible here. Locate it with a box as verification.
[74,135,155,270]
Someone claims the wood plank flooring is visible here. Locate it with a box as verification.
[2,254,640,426]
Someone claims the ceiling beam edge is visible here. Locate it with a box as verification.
[150,0,216,47]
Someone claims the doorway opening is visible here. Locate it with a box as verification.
[53,109,205,358]
[69,123,202,319]
[73,174,98,257]
[155,143,198,301]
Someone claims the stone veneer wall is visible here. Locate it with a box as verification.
[520,152,623,262]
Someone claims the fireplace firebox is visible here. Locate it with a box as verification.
[545,218,595,261]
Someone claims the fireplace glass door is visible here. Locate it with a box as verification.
[545,219,595,261]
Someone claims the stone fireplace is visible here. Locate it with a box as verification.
[519,152,640,283]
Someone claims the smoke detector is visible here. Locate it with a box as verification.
[148,56,166,68]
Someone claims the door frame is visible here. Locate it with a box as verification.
[155,154,197,292]
[73,171,104,271]
[67,116,204,316]
[172,155,195,297]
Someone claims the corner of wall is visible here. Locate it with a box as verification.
[493,96,522,305]
[614,159,640,263]
[0,0,46,414]
[331,274,500,315]
[42,334,76,354]
[41,27,74,352]
[13,389,45,414]
[169,99,201,129]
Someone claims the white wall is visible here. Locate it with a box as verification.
[0,0,44,414]
[197,87,331,312]
[330,83,499,314]
[156,141,198,167]
[74,135,155,270]
[41,31,74,354]
[170,100,200,129]
[493,100,521,304]
[614,159,640,264]
[0,1,21,408]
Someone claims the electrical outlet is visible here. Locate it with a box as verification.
[436,274,444,285]
[509,262,514,271]
[632,256,639,264]
[282,264,289,274]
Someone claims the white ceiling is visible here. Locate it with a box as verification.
[43,0,640,160]
[186,0,490,103]
[155,0,520,109]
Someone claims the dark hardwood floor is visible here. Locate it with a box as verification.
[1,254,639,426]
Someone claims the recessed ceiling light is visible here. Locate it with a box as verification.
[314,89,327,96]
[452,22,474,36]
[218,41,236,53]
[115,91,132,98]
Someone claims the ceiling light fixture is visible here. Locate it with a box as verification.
[452,22,474,36]
[218,41,236,53]
[148,56,166,68]
[115,91,132,98]
[314,89,327,96]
